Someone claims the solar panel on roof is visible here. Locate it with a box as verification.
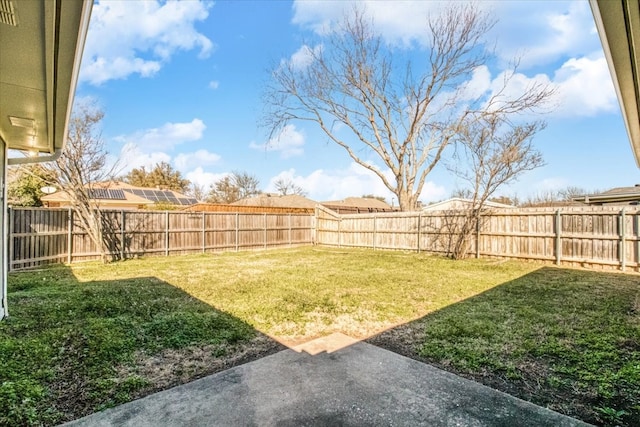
[88,189,126,200]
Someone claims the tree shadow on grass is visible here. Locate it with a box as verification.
[0,265,285,426]
[366,266,640,427]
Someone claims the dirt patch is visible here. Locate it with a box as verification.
[124,334,285,399]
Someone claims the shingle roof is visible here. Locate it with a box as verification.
[231,194,318,208]
[573,185,640,204]
[41,181,198,206]
[321,197,391,209]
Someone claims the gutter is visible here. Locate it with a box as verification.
[7,149,63,166]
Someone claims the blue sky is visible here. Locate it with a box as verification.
[75,0,640,204]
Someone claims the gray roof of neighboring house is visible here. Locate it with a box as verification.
[573,184,640,204]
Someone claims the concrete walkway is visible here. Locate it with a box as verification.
[64,333,591,426]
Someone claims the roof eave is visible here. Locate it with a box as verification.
[2,0,92,162]
[590,0,640,168]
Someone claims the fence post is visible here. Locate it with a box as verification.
[555,210,562,265]
[636,213,640,270]
[475,213,481,259]
[417,213,421,253]
[120,210,125,261]
[264,213,267,249]
[165,211,169,257]
[235,213,239,252]
[202,212,206,253]
[620,208,626,272]
[7,207,13,272]
[288,213,292,246]
[312,208,317,246]
[373,215,377,250]
[338,217,342,248]
[67,208,73,265]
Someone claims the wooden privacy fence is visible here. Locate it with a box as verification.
[315,206,640,272]
[9,208,314,271]
[8,205,640,273]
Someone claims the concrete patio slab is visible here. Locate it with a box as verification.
[64,336,591,426]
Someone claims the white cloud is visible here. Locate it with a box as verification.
[174,150,221,171]
[208,80,220,90]
[292,0,440,45]
[292,1,598,67]
[250,124,305,158]
[186,168,228,189]
[444,52,615,118]
[553,54,617,117]
[268,164,446,204]
[119,142,171,173]
[289,44,323,70]
[81,0,213,85]
[116,119,206,151]
[488,0,599,68]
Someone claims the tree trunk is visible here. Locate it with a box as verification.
[397,190,418,212]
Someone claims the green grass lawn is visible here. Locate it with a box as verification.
[1,247,638,426]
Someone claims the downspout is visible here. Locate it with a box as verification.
[1,141,7,319]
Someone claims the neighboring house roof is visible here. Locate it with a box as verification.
[572,185,640,205]
[41,181,198,209]
[231,193,318,209]
[422,198,515,212]
[590,0,640,168]
[321,197,395,213]
[184,203,314,215]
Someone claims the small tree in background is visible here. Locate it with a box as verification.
[274,177,306,196]
[361,194,387,203]
[521,186,591,207]
[206,171,261,204]
[123,161,190,193]
[446,115,546,259]
[186,182,207,202]
[44,101,121,262]
[7,164,56,206]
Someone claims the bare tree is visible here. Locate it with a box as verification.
[206,171,261,203]
[274,177,306,196]
[264,5,553,211]
[521,186,590,207]
[557,186,588,201]
[446,115,546,259]
[44,101,120,262]
[187,182,207,202]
